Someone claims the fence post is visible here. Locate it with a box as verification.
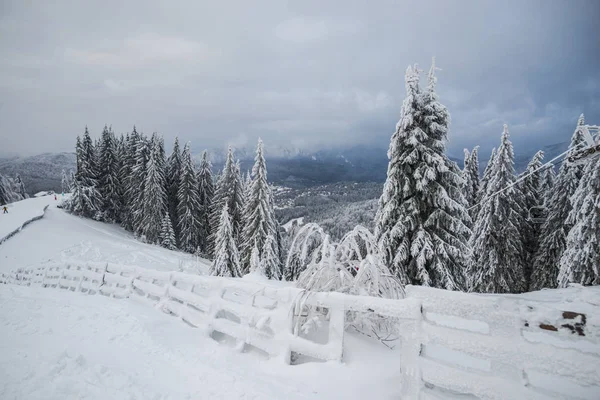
[400,300,423,399]
[328,305,346,362]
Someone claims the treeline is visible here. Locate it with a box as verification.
[65,58,599,295]
[66,127,284,278]
[372,60,598,293]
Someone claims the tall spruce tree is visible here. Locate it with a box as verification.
[473,147,496,218]
[98,126,122,222]
[81,127,98,182]
[69,170,76,192]
[197,151,214,255]
[120,129,139,231]
[517,150,545,286]
[374,61,470,290]
[463,146,480,219]
[240,139,278,277]
[114,134,127,221]
[61,169,69,194]
[469,125,527,293]
[75,136,83,176]
[0,174,10,205]
[210,203,242,277]
[540,166,556,206]
[71,127,102,218]
[177,142,203,252]
[209,147,244,254]
[166,138,183,244]
[14,174,27,199]
[131,132,151,236]
[530,115,587,290]
[557,156,600,287]
[138,133,167,243]
[463,149,472,196]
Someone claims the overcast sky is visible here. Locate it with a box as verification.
[1,0,599,159]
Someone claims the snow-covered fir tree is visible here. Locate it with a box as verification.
[14,174,27,199]
[462,146,480,219]
[115,134,128,221]
[469,125,526,293]
[166,138,183,245]
[68,170,76,192]
[463,149,473,202]
[374,61,470,290]
[197,150,214,255]
[517,150,545,285]
[249,244,263,276]
[75,136,83,176]
[540,165,556,206]
[210,203,242,277]
[177,142,203,252]
[80,127,99,182]
[0,174,10,205]
[530,115,588,290]
[70,128,102,218]
[271,195,284,278]
[478,148,496,201]
[120,129,139,231]
[61,169,70,194]
[244,170,252,194]
[159,212,177,250]
[138,134,167,243]
[240,139,279,277]
[130,132,151,236]
[209,147,244,254]
[0,174,25,204]
[98,126,122,222]
[557,156,600,287]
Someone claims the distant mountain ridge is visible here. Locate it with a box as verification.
[0,152,76,195]
[0,141,569,194]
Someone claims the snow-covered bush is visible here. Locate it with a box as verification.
[293,225,404,299]
[292,224,405,346]
[284,223,327,281]
[296,234,354,293]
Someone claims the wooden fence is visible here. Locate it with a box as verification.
[2,262,598,399]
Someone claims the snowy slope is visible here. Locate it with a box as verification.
[0,199,209,274]
[0,285,401,400]
[0,195,52,242]
[1,197,599,399]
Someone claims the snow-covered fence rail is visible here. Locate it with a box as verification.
[0,204,49,245]
[1,261,421,366]
[3,263,598,399]
[407,286,600,400]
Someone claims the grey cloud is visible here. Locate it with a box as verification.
[0,0,598,160]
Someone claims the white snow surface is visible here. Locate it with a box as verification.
[0,195,52,242]
[2,197,600,399]
[0,198,209,274]
[0,285,400,400]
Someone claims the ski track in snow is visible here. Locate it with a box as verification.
[0,285,400,400]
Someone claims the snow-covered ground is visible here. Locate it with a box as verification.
[0,195,53,242]
[0,197,402,399]
[0,198,208,274]
[1,197,599,399]
[0,285,401,400]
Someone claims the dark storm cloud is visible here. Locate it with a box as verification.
[1,0,598,159]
